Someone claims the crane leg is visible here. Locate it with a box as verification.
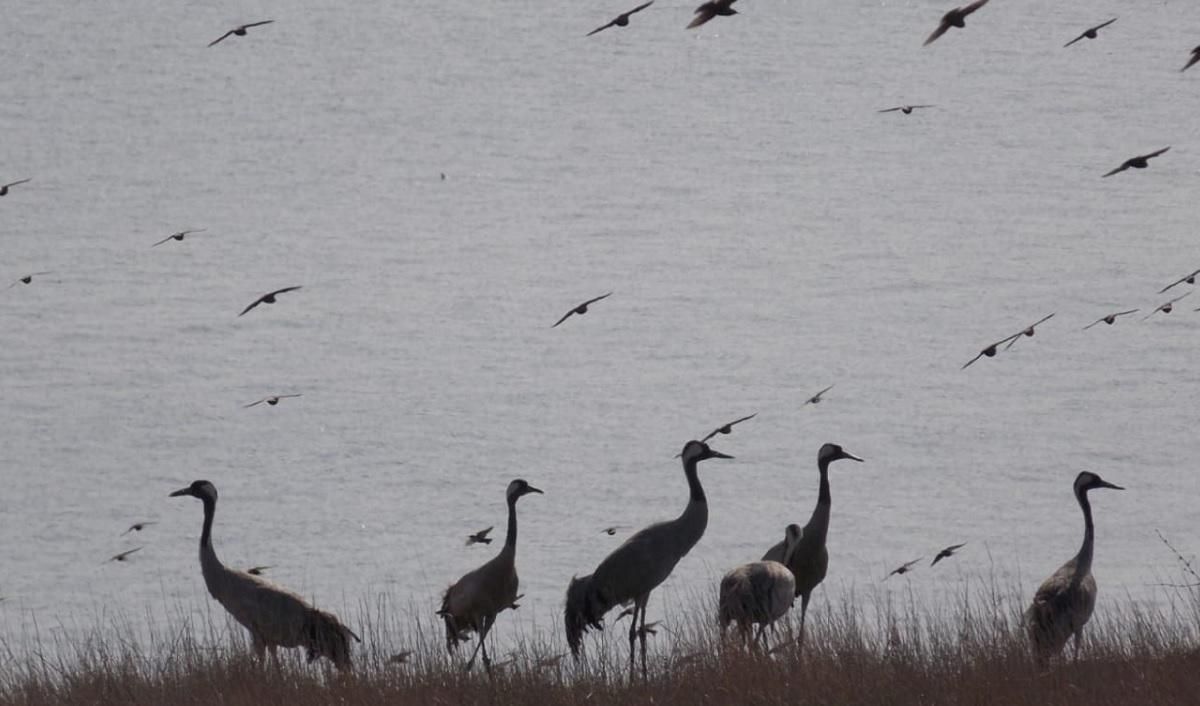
[637,602,649,679]
[798,593,811,652]
[626,605,639,679]
[1072,628,1083,662]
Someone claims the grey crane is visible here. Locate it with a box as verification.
[719,523,803,649]
[1025,471,1122,665]
[565,439,733,678]
[439,479,542,674]
[169,480,359,670]
[761,443,863,648]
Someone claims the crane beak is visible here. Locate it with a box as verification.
[1098,480,1124,491]
[525,485,544,495]
[842,451,865,462]
[707,449,734,460]
[168,487,192,498]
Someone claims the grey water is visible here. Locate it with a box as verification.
[2,0,1200,656]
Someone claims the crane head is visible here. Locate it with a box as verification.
[507,479,544,502]
[169,480,218,502]
[1074,471,1123,496]
[678,440,734,464]
[818,443,864,466]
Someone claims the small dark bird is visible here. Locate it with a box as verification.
[878,105,935,115]
[804,384,834,405]
[930,543,967,566]
[151,229,206,247]
[122,522,157,536]
[601,525,629,536]
[962,314,1054,369]
[588,1,654,36]
[551,291,612,328]
[107,547,143,563]
[1102,147,1170,178]
[208,20,274,47]
[510,593,525,610]
[1182,45,1200,73]
[1144,292,1190,320]
[887,558,922,578]
[1083,310,1139,330]
[389,650,414,665]
[0,178,31,196]
[700,413,757,443]
[6,272,52,289]
[1001,313,1055,351]
[243,394,302,408]
[924,0,989,46]
[465,526,494,546]
[687,0,737,29]
[238,285,302,317]
[1064,18,1117,48]
[247,565,273,576]
[1159,269,1200,294]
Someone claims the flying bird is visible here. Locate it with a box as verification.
[551,292,612,328]
[107,547,143,563]
[243,394,302,408]
[804,385,834,405]
[887,558,922,578]
[208,20,274,47]
[0,178,31,196]
[238,285,302,317]
[1001,313,1055,351]
[465,526,494,546]
[6,272,52,289]
[247,565,272,576]
[601,525,629,536]
[1064,18,1117,48]
[587,1,654,36]
[700,413,757,443]
[1183,45,1200,72]
[1159,269,1200,294]
[152,229,206,247]
[1144,292,1190,320]
[924,0,989,46]
[878,105,934,114]
[1083,310,1139,330]
[122,522,157,536]
[931,543,967,566]
[1102,147,1170,178]
[687,0,737,29]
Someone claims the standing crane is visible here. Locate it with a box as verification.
[1025,471,1123,665]
[439,479,542,674]
[761,443,863,648]
[565,439,733,678]
[169,480,359,670]
[719,523,803,650]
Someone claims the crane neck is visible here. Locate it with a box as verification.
[503,495,519,553]
[684,455,706,504]
[199,495,217,550]
[804,458,833,542]
[1074,487,1095,580]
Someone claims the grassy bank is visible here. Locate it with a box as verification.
[2,579,1199,706]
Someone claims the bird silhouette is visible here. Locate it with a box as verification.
[1182,45,1200,72]
[238,286,302,317]
[601,525,629,536]
[552,292,612,328]
[588,1,654,36]
[107,547,143,563]
[878,105,934,115]
[1144,292,1190,320]
[687,0,737,29]
[962,314,1054,368]
[0,178,31,196]
[1083,310,1138,330]
[1001,313,1055,351]
[209,21,274,47]
[700,413,757,443]
[1159,269,1200,294]
[152,229,206,247]
[887,558,922,578]
[243,394,302,408]
[1102,147,1169,177]
[924,0,989,46]
[465,526,494,546]
[804,385,834,405]
[6,272,52,290]
[930,543,967,566]
[1064,18,1116,48]
[122,522,157,536]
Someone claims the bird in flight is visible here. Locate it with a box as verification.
[247,565,273,576]
[924,0,989,46]
[1183,45,1200,72]
[0,178,31,196]
[238,285,302,317]
[465,526,494,546]
[122,521,157,536]
[804,384,834,405]
[208,20,274,48]
[107,547,143,563]
[887,558,922,578]
[687,0,737,29]
[243,394,302,408]
[1083,310,1139,330]
[600,525,629,536]
[6,272,52,289]
[700,413,757,443]
[552,292,612,328]
[1144,292,1190,320]
[878,105,934,115]
[962,314,1054,369]
[587,1,654,36]
[1001,313,1055,351]
[1064,18,1117,48]
[930,543,967,566]
[151,229,205,247]
[1159,269,1200,294]
[1102,147,1170,177]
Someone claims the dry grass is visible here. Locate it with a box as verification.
[2,577,1199,706]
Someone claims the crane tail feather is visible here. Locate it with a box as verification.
[302,608,356,671]
[565,573,609,658]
